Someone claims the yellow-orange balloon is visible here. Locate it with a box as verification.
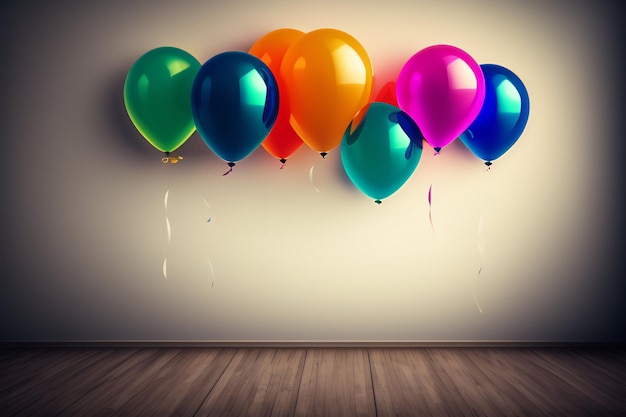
[249,28,305,162]
[280,28,374,155]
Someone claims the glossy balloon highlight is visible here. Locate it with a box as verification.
[190,51,279,165]
[341,103,423,203]
[459,64,530,165]
[124,47,201,153]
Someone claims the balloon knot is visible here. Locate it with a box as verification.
[320,152,328,159]
[374,199,382,205]
[280,158,287,164]
[433,147,441,156]
[162,154,183,164]
[223,162,235,176]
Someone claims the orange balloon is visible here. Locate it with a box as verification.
[249,29,305,163]
[280,28,374,155]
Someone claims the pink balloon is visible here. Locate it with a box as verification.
[396,45,485,152]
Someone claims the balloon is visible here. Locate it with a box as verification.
[280,28,374,156]
[341,102,423,203]
[191,51,279,168]
[249,28,305,164]
[374,80,398,107]
[124,47,201,154]
[396,44,485,152]
[459,64,530,165]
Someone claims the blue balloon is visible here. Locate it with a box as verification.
[191,51,279,166]
[341,103,423,203]
[459,64,530,165]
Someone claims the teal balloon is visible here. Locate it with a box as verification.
[191,51,279,165]
[341,103,423,203]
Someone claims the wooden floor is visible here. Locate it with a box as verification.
[1,347,625,416]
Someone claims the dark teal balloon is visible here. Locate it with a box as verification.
[341,103,423,203]
[459,64,530,165]
[191,51,279,164]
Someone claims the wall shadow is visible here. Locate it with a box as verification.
[101,65,157,165]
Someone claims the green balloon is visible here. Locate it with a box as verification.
[124,47,201,153]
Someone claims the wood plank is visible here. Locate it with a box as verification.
[423,347,530,416]
[63,347,236,417]
[0,348,107,416]
[0,348,49,372]
[520,348,626,415]
[0,348,100,393]
[28,348,139,416]
[294,348,376,417]
[195,348,305,417]
[456,348,563,416]
[370,348,460,417]
[456,347,626,416]
[0,348,69,393]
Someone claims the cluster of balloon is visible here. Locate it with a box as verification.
[122,30,530,202]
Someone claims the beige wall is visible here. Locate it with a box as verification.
[1,0,624,341]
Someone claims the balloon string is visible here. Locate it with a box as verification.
[203,197,212,223]
[309,165,320,193]
[475,213,485,314]
[428,184,434,235]
[208,257,215,289]
[474,266,483,313]
[203,201,214,289]
[164,190,171,243]
[222,162,235,176]
[163,189,171,279]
